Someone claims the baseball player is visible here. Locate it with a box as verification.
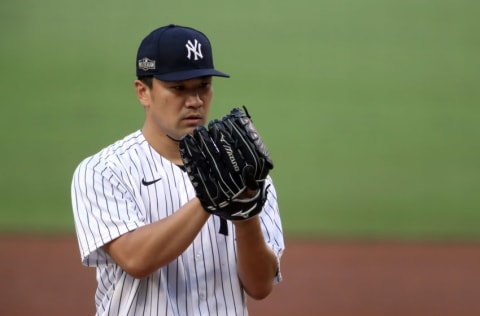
[71,24,284,316]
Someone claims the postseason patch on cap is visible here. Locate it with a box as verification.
[138,57,156,71]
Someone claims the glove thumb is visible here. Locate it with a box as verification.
[242,165,258,190]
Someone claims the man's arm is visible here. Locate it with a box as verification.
[234,216,279,300]
[103,198,209,279]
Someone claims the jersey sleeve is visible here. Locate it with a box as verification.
[259,176,285,284]
[71,155,146,267]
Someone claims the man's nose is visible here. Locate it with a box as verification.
[186,91,203,107]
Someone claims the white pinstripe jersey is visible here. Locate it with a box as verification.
[71,130,284,316]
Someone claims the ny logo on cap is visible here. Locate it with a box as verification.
[186,39,203,61]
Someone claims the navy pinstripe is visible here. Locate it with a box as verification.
[71,130,284,316]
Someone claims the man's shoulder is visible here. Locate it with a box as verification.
[106,130,146,157]
[75,130,145,172]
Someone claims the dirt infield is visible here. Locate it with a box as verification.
[1,236,479,316]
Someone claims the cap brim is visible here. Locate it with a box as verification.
[153,69,230,82]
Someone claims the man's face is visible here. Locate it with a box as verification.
[138,76,214,140]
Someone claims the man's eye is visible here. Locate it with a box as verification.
[172,85,184,91]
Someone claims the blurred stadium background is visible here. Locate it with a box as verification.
[1,0,479,241]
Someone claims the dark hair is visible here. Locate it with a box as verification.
[138,76,153,89]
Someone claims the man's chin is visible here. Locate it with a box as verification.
[185,124,204,134]
[167,128,194,141]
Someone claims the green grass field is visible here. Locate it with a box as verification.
[1,0,479,240]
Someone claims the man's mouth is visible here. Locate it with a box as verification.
[183,114,203,125]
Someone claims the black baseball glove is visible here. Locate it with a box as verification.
[179,106,273,221]
[208,106,273,185]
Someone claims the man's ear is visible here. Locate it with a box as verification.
[134,80,151,107]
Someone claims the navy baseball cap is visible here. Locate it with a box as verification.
[136,24,229,81]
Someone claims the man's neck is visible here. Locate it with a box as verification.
[141,127,184,165]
